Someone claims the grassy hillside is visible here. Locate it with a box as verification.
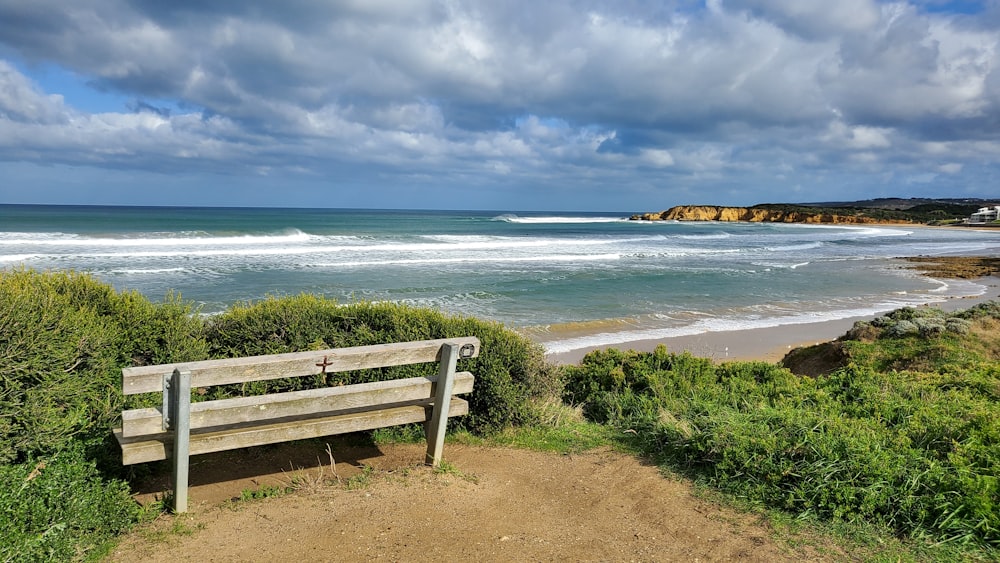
[564,302,1000,550]
[752,202,984,223]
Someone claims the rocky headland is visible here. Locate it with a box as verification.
[630,205,914,224]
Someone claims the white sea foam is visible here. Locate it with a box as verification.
[927,278,950,293]
[109,268,187,274]
[624,247,744,259]
[0,230,320,247]
[789,224,913,238]
[899,242,1000,255]
[763,242,824,252]
[493,215,626,224]
[406,234,665,249]
[751,261,811,270]
[676,232,732,240]
[311,254,623,268]
[0,254,41,263]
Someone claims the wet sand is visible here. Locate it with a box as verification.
[547,288,1000,366]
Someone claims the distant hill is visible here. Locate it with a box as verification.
[797,197,994,211]
[631,198,997,225]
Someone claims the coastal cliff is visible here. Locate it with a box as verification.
[630,206,914,224]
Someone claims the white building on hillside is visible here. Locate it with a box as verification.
[969,205,1000,223]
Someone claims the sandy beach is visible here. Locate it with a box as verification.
[548,271,1000,365]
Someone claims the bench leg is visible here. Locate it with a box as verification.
[166,369,192,513]
[425,343,459,467]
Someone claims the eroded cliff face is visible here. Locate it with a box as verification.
[630,206,913,224]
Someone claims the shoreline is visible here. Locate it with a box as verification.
[546,258,1000,365]
[547,291,998,365]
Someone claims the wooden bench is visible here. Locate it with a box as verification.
[114,337,479,512]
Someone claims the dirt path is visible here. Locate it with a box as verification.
[110,442,837,562]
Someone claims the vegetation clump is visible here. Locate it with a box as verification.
[867,304,998,341]
[564,303,1000,548]
[0,269,208,465]
[201,294,558,433]
[0,446,141,562]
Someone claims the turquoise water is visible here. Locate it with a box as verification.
[3,204,999,354]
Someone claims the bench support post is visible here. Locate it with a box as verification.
[425,343,459,467]
[165,369,192,513]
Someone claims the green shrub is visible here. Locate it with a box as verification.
[885,319,917,338]
[0,270,210,562]
[913,317,946,337]
[955,301,1000,321]
[866,302,1000,344]
[886,306,947,322]
[945,318,972,334]
[0,269,207,464]
[564,344,1000,547]
[0,445,141,562]
[201,294,559,433]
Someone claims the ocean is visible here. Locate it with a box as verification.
[3,204,999,355]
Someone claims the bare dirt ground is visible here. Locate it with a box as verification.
[110,440,839,562]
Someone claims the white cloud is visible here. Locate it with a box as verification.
[823,121,893,149]
[640,148,675,167]
[0,61,70,124]
[726,0,881,39]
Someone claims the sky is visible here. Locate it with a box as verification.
[0,0,998,211]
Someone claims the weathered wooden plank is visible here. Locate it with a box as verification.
[122,337,480,395]
[121,372,474,438]
[115,398,469,465]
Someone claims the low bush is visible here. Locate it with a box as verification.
[871,303,1000,340]
[945,317,972,334]
[955,300,1000,321]
[202,294,560,433]
[564,343,1000,547]
[0,269,208,465]
[0,270,208,560]
[885,319,917,338]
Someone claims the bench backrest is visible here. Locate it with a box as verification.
[121,336,480,395]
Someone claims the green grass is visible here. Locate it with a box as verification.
[432,460,479,483]
[450,400,620,455]
[0,446,141,562]
[237,484,290,502]
[344,464,376,490]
